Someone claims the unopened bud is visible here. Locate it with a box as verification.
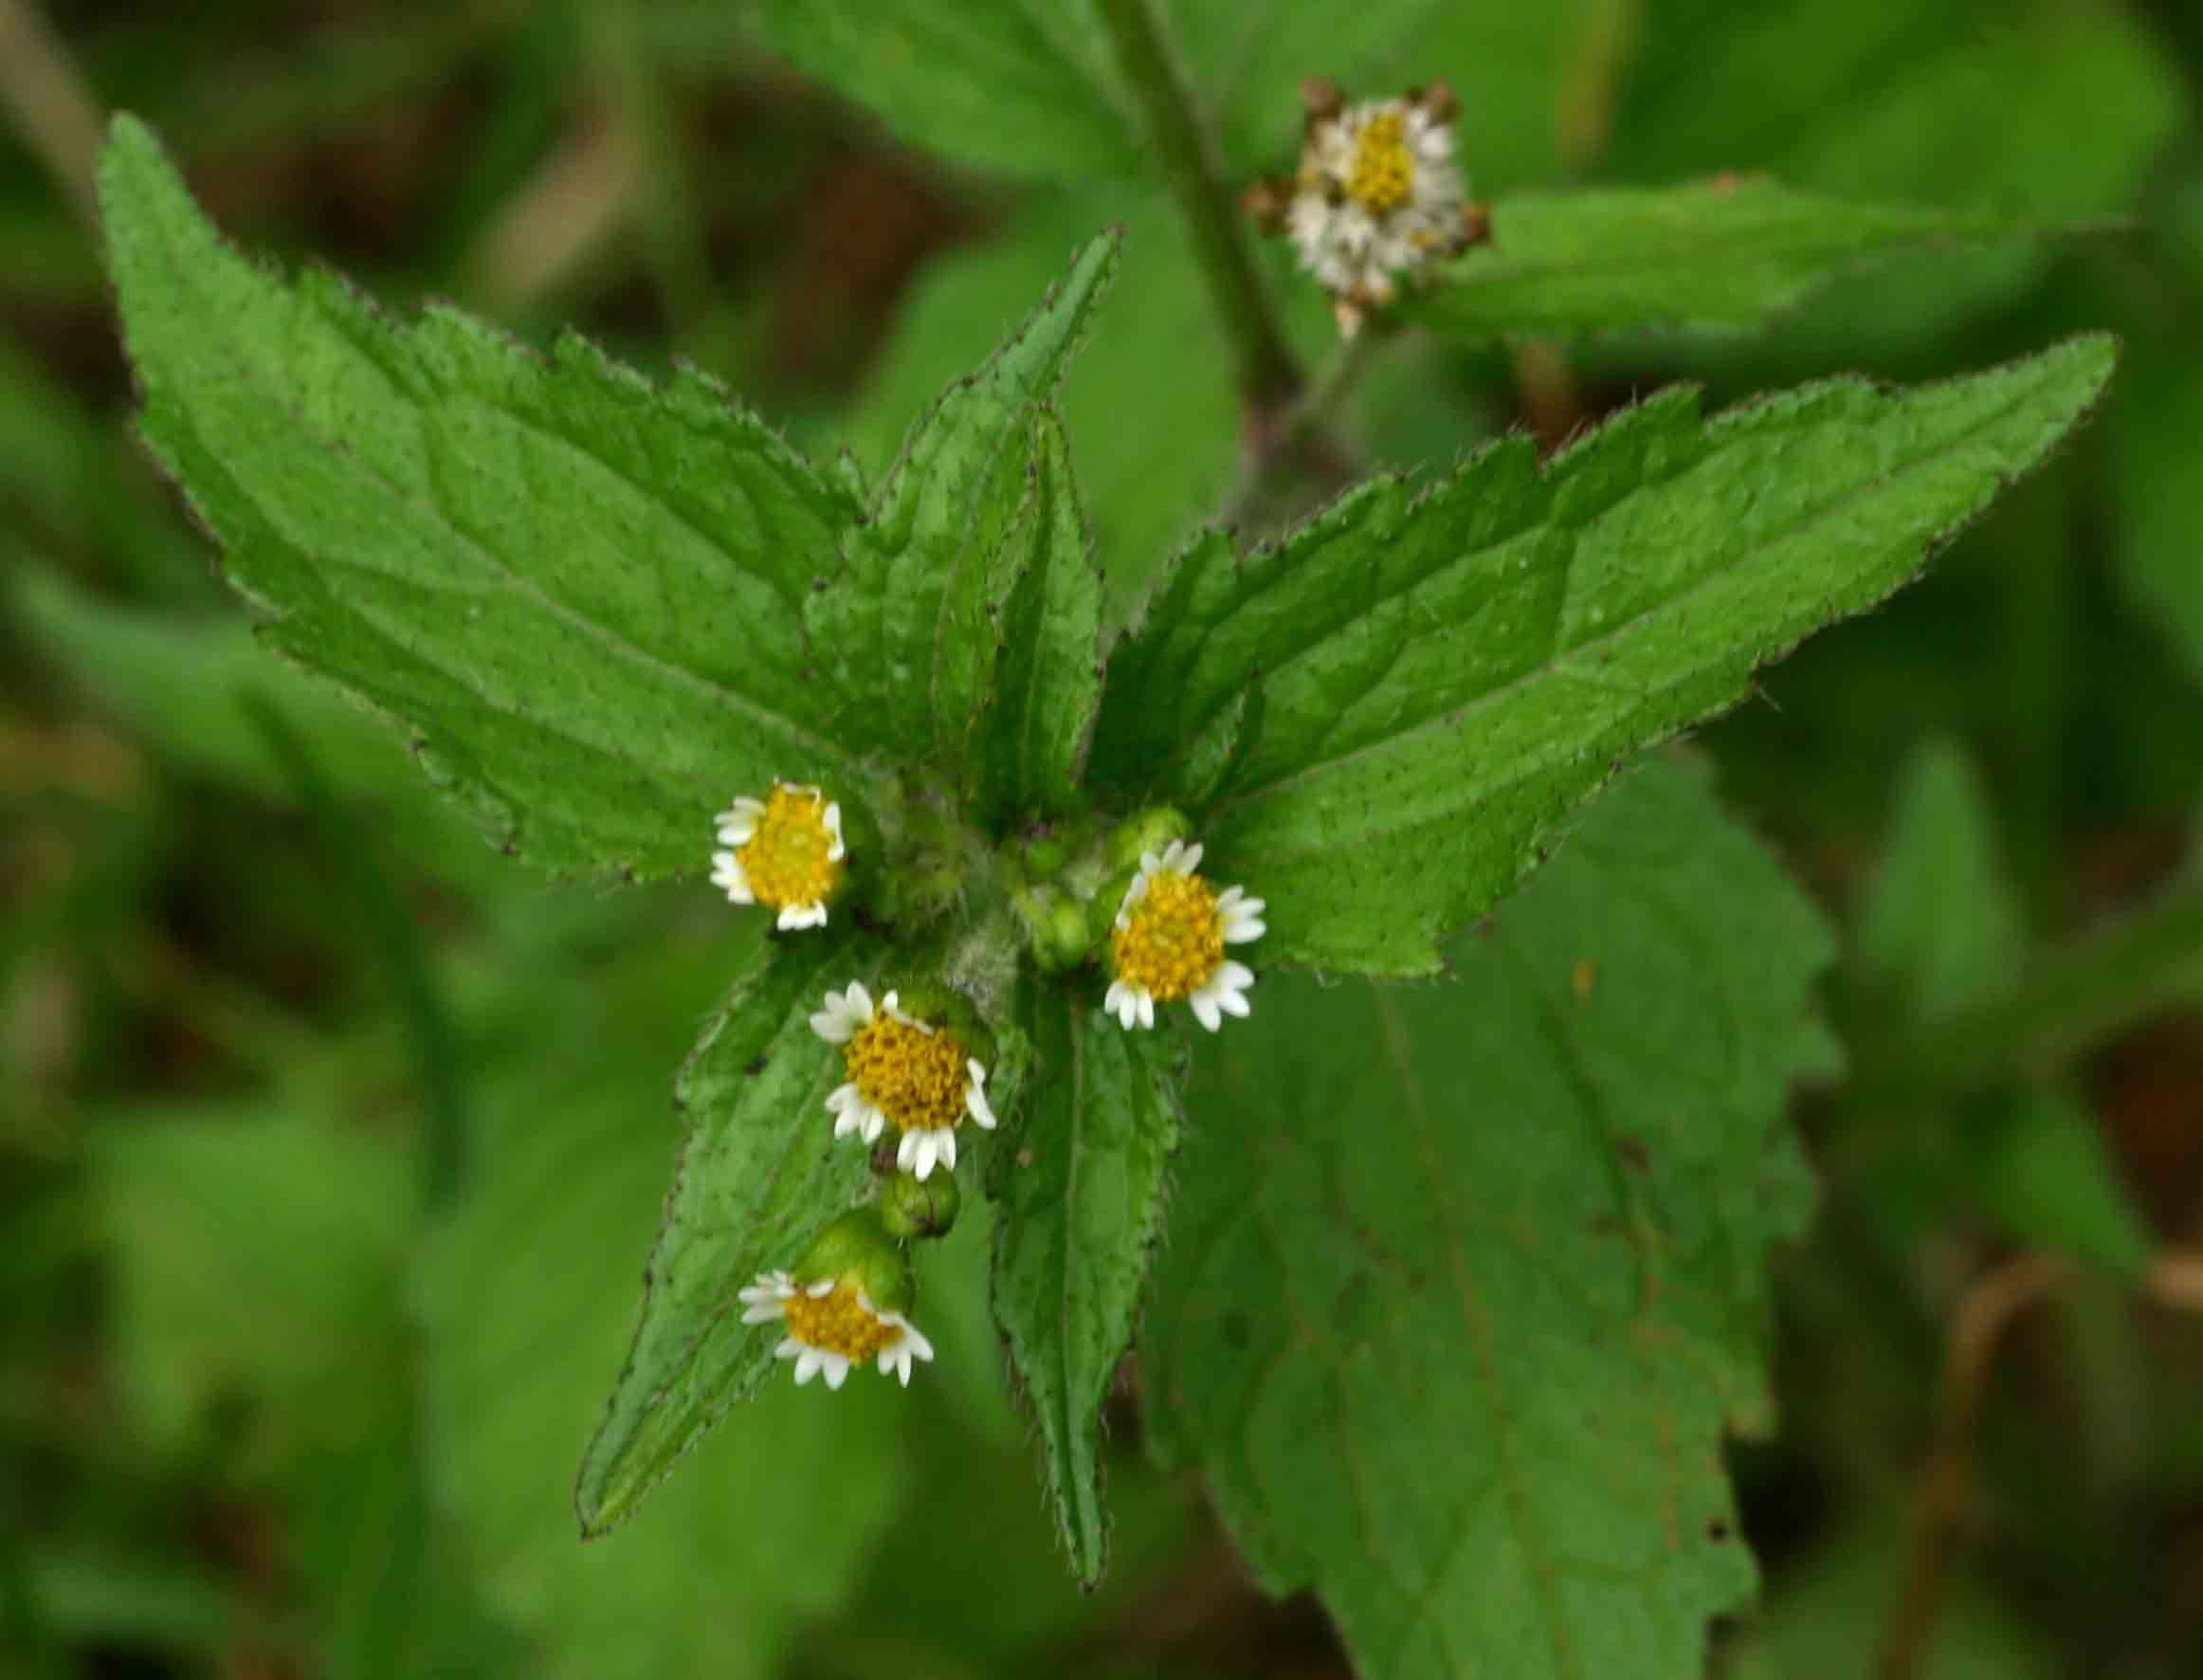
[793,1207,915,1316]
[1104,807,1193,871]
[880,1169,960,1241]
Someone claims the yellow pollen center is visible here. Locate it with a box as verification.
[782,1282,898,1362]
[845,1017,971,1134]
[1113,871,1225,1004]
[737,785,841,910]
[1346,110,1414,215]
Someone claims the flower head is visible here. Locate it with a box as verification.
[1105,840,1265,1032]
[740,1210,933,1390]
[1280,84,1476,337]
[739,1270,934,1389]
[810,983,996,1180]
[711,780,845,930]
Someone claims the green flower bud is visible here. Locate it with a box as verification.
[793,1208,915,1316]
[1022,835,1070,879]
[1104,806,1193,871]
[888,980,997,1071]
[1044,896,1096,970]
[879,1169,960,1240]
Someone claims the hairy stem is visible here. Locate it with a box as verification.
[1850,867,2203,1105]
[1214,326,1381,530]
[1094,0,1302,411]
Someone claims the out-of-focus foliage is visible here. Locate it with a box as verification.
[7,3,2203,1679]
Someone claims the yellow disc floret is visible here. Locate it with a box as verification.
[1113,871,1225,1003]
[739,783,842,912]
[1346,108,1414,216]
[845,1016,971,1135]
[783,1282,899,1363]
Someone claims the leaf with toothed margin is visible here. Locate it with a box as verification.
[990,987,1183,1584]
[1146,758,1833,1680]
[574,928,887,1535]
[810,231,1119,775]
[1411,180,2058,344]
[1089,337,2117,976]
[978,409,1107,825]
[97,114,878,880]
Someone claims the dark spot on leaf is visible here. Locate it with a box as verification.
[742,1053,769,1076]
[1706,1519,1731,1543]
[811,576,829,593]
[1614,1135,1650,1173]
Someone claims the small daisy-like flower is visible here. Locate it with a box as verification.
[739,1269,935,1389]
[710,780,846,930]
[810,983,996,1180]
[1105,840,1265,1032]
[1277,82,1478,337]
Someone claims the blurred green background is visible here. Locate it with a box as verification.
[4,2,2202,1676]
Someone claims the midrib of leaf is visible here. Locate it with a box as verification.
[1211,365,2058,831]
[154,229,858,784]
[916,400,1029,750]
[1371,989,1578,1680]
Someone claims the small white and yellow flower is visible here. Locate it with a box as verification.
[1104,840,1265,1032]
[739,1269,934,1389]
[810,983,996,1180]
[1284,85,1473,336]
[710,780,846,930]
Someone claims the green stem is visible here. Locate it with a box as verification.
[1094,0,1302,411]
[1215,323,1383,529]
[1849,869,2203,1106]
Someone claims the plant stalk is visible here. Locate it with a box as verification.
[1094,0,1302,411]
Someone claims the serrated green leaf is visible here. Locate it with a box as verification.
[851,192,1276,628]
[1598,0,2180,367]
[991,990,1182,1583]
[574,928,884,1535]
[978,410,1106,822]
[423,926,906,1680]
[1146,759,1833,1680]
[813,230,1117,769]
[747,0,1139,181]
[1094,337,2116,974]
[1855,737,2026,1020]
[97,114,871,880]
[1413,180,2045,344]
